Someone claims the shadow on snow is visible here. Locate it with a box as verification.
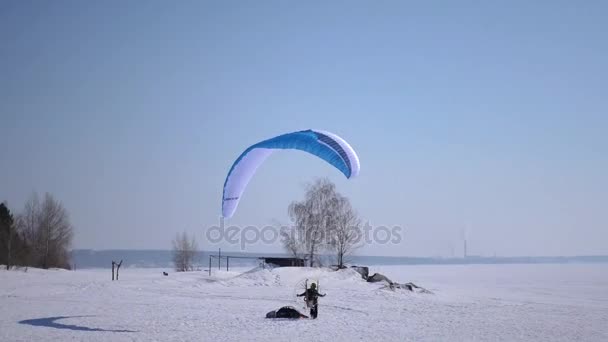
[19,315,137,333]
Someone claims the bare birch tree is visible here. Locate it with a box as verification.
[20,193,73,269]
[20,193,40,266]
[172,232,198,272]
[38,193,73,269]
[288,178,342,267]
[328,196,362,269]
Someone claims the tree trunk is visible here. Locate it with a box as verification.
[6,230,11,270]
[43,225,50,269]
[308,245,315,267]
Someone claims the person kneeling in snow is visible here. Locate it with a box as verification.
[297,283,326,319]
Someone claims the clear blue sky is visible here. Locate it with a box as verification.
[1,1,606,256]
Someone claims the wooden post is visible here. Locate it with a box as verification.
[111,261,115,281]
[218,248,221,270]
[226,257,229,271]
[208,256,212,277]
[116,260,123,280]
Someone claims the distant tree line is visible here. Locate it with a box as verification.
[0,193,74,270]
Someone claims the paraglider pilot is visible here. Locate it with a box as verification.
[297,283,326,319]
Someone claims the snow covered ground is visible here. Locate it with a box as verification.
[1,263,607,341]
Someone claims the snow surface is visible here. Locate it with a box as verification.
[1,263,607,341]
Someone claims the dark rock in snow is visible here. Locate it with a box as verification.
[351,266,369,280]
[367,272,393,284]
[384,282,433,294]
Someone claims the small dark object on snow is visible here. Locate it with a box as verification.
[266,306,308,319]
[162,272,168,276]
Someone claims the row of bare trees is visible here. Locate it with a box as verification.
[0,193,74,270]
[283,178,361,268]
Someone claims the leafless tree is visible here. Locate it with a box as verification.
[281,230,302,259]
[172,232,198,272]
[19,193,73,269]
[288,178,343,267]
[19,193,40,266]
[328,196,362,269]
[39,193,73,269]
[276,218,302,260]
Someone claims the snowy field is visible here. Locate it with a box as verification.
[1,263,607,342]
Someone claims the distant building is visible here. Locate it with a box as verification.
[261,257,306,267]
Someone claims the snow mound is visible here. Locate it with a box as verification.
[268,267,366,290]
[214,266,366,289]
[221,267,281,287]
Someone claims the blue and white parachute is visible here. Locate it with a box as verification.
[222,129,360,218]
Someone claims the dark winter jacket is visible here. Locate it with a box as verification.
[297,288,326,301]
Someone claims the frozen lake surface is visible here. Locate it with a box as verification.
[1,263,607,341]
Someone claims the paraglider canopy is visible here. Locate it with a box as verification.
[221,129,360,218]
